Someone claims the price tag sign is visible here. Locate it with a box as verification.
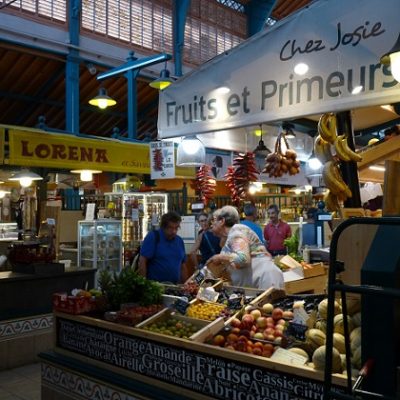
[85,203,96,220]
[173,297,189,315]
[287,322,308,341]
[197,287,220,302]
[193,271,205,285]
[227,295,243,310]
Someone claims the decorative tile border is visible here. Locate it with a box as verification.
[41,362,142,400]
[0,314,53,341]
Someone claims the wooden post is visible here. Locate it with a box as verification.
[383,160,400,216]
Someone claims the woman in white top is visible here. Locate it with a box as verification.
[206,205,284,289]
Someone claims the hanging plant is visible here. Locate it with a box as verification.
[190,165,216,205]
[262,132,300,177]
[224,152,259,205]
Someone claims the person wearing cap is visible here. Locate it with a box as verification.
[263,204,292,257]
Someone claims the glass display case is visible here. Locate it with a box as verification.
[77,220,122,275]
[104,192,168,266]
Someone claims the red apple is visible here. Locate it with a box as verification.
[226,333,239,343]
[230,318,242,328]
[283,310,294,319]
[266,317,274,325]
[276,319,286,326]
[274,330,283,337]
[253,347,263,356]
[263,327,275,336]
[213,335,226,346]
[241,314,255,329]
[265,334,275,342]
[262,349,273,358]
[231,327,241,335]
[272,308,284,321]
[263,343,274,352]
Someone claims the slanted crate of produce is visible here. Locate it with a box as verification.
[52,293,94,315]
[136,307,224,342]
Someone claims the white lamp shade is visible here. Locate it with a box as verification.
[9,170,43,187]
[176,136,206,166]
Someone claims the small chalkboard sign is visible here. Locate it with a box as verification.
[287,321,308,341]
[193,271,205,285]
[174,297,189,315]
[228,296,243,310]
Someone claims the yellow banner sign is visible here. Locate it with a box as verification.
[7,128,194,177]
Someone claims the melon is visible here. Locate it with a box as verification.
[334,314,354,335]
[288,347,310,362]
[350,327,361,352]
[352,346,362,369]
[340,296,361,316]
[306,328,326,351]
[333,333,346,354]
[312,345,342,373]
[352,312,361,327]
[318,298,341,319]
[314,319,327,333]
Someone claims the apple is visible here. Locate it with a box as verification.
[213,335,226,346]
[266,317,274,325]
[263,327,275,336]
[239,329,251,338]
[225,345,235,350]
[231,327,241,335]
[241,314,255,329]
[283,310,294,319]
[276,319,286,326]
[262,303,274,314]
[272,308,284,320]
[274,337,282,345]
[274,330,283,337]
[256,317,268,329]
[230,318,241,328]
[253,332,264,340]
[262,349,273,358]
[251,325,257,332]
[265,334,275,342]
[250,309,262,320]
[249,331,255,338]
[253,347,263,356]
[226,333,239,343]
[263,343,274,352]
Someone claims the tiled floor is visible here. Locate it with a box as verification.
[0,363,41,400]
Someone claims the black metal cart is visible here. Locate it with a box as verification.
[323,217,400,399]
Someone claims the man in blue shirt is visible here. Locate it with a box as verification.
[138,211,187,283]
[240,203,265,245]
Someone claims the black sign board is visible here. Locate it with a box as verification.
[173,296,189,315]
[287,322,308,341]
[56,317,346,400]
[227,296,243,310]
[193,271,205,285]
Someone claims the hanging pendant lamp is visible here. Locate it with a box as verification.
[9,170,43,187]
[176,135,206,166]
[88,87,116,109]
[149,69,173,90]
[253,125,271,157]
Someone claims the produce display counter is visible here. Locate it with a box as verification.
[40,311,348,400]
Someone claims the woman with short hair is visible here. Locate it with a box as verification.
[206,206,284,289]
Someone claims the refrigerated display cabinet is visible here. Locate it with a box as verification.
[77,220,122,274]
[104,192,168,266]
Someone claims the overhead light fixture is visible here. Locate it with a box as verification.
[176,135,206,167]
[253,125,272,157]
[9,170,43,187]
[294,63,309,75]
[369,165,385,172]
[307,150,322,170]
[88,87,116,109]
[282,122,296,139]
[71,169,102,182]
[215,86,230,94]
[380,33,400,83]
[149,69,173,90]
[0,190,10,199]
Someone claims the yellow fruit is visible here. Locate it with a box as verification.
[312,345,342,373]
[334,314,354,335]
[314,319,327,333]
[333,333,346,354]
[318,298,341,319]
[306,329,326,351]
[288,347,310,362]
[352,312,361,327]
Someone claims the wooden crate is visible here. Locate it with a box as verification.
[284,274,327,295]
[135,307,224,342]
[302,262,327,279]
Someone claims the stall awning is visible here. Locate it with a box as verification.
[158,0,400,139]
